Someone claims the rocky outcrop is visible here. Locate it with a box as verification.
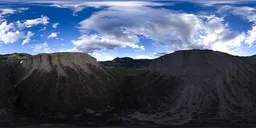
[129,50,256,125]
[14,52,121,116]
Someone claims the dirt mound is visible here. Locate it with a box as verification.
[15,52,121,116]
[130,50,256,125]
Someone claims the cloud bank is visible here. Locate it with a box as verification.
[71,6,248,54]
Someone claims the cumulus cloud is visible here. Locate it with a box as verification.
[52,23,59,28]
[22,31,34,45]
[72,6,247,54]
[0,14,50,45]
[218,5,256,22]
[48,32,58,38]
[0,21,22,44]
[72,34,144,53]
[217,5,256,46]
[245,26,256,46]
[0,8,29,44]
[18,15,49,28]
[32,42,52,53]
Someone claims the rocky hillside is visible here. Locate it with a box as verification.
[1,50,256,126]
[128,50,256,125]
[14,52,122,117]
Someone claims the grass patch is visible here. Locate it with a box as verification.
[111,68,147,76]
[8,54,27,60]
[0,53,30,61]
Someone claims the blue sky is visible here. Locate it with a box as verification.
[1,0,256,61]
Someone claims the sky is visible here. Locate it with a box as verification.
[1,0,256,61]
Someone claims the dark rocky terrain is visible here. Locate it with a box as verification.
[0,50,256,127]
[0,61,14,109]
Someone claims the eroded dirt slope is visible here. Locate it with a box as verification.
[14,52,122,117]
[125,50,256,125]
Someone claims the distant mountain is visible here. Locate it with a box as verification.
[250,55,256,58]
[101,57,152,67]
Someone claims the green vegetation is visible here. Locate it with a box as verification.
[101,57,152,68]
[8,54,27,60]
[111,68,147,76]
[0,53,30,61]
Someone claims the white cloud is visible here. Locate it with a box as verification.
[0,21,22,44]
[139,46,145,51]
[190,0,250,6]
[0,8,28,16]
[245,26,256,46]
[13,0,254,9]
[72,6,247,54]
[72,34,144,53]
[217,5,256,22]
[217,5,256,47]
[77,1,169,8]
[19,15,49,28]
[48,32,57,38]
[0,8,16,15]
[39,27,46,31]
[32,42,52,53]
[89,52,115,61]
[30,1,170,15]
[22,31,34,45]
[133,55,153,59]
[52,23,59,28]
[0,13,50,46]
